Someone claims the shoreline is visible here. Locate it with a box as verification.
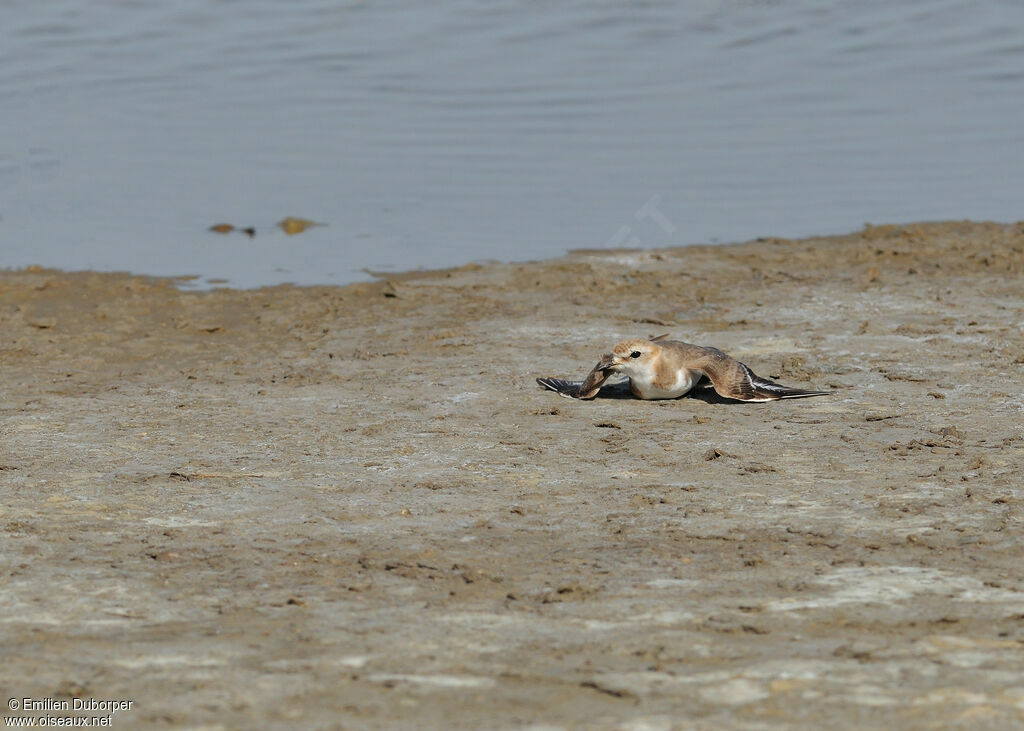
[2,220,1023,727]
[4,217,1013,294]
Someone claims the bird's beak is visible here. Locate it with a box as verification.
[597,353,618,371]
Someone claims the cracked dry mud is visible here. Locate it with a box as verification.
[2,221,1023,729]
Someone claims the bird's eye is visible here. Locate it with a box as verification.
[630,351,642,359]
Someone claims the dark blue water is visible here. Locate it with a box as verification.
[3,0,1023,288]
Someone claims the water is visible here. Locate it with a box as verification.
[3,0,1023,288]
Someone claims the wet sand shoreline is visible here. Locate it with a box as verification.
[2,221,1023,728]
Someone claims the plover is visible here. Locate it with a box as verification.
[537,335,828,402]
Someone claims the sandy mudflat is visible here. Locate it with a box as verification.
[2,221,1023,729]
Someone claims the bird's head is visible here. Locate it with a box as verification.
[608,338,660,376]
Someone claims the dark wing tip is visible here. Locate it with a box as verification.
[749,382,830,401]
[774,389,830,400]
[536,378,582,398]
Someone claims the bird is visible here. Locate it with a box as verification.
[537,334,828,402]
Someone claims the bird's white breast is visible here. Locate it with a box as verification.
[630,363,701,399]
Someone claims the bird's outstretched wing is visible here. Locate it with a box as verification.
[665,343,828,402]
[535,377,586,399]
[537,353,615,399]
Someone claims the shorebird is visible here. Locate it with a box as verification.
[537,334,828,402]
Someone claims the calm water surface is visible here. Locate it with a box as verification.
[3,0,1023,288]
